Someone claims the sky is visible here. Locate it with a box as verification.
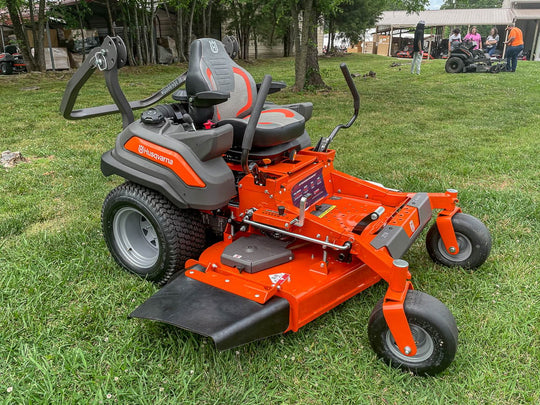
[428,0,445,9]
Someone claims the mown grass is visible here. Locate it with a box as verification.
[1,54,539,404]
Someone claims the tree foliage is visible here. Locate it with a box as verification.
[2,0,429,89]
[440,0,503,9]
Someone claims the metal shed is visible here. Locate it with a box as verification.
[374,1,540,61]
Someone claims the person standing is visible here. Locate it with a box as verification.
[411,20,425,75]
[504,23,524,72]
[448,28,461,54]
[464,26,482,50]
[485,27,499,57]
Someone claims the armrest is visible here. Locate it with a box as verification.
[257,81,286,95]
[191,91,230,107]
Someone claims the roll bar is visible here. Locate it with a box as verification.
[60,36,187,129]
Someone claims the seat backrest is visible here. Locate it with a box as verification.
[4,45,17,55]
[186,38,257,121]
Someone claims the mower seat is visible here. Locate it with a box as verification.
[185,38,310,150]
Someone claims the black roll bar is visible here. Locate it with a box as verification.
[60,36,187,129]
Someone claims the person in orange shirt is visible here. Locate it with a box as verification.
[504,23,524,72]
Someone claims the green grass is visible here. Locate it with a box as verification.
[1,54,539,404]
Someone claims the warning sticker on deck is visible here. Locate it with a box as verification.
[310,204,336,218]
[269,273,290,285]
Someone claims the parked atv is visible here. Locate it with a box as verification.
[0,45,27,75]
[445,40,504,73]
[61,36,492,376]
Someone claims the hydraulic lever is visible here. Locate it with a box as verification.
[314,63,360,152]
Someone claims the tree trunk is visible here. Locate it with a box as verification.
[188,0,197,55]
[143,8,151,63]
[292,0,327,91]
[134,4,143,65]
[76,2,87,62]
[176,6,186,62]
[150,0,156,64]
[241,27,250,60]
[291,0,309,91]
[305,16,326,88]
[35,0,46,72]
[106,0,116,36]
[326,20,334,53]
[5,0,35,71]
[206,0,213,37]
[202,2,207,38]
[121,2,136,65]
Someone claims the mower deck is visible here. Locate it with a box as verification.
[131,147,448,349]
[131,239,382,350]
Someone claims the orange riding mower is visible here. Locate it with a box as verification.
[61,36,491,376]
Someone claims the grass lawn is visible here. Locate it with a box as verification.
[0,53,539,404]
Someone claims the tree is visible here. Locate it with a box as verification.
[4,0,47,72]
[290,0,429,91]
[324,0,386,52]
[440,0,503,9]
[386,0,429,12]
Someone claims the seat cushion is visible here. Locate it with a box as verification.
[218,107,306,148]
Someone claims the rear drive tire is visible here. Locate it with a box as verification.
[426,213,491,270]
[1,62,13,75]
[102,182,206,286]
[368,290,458,376]
[445,57,464,73]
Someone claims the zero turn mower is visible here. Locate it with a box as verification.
[61,36,491,376]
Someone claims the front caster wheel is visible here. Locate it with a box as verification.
[426,213,491,270]
[102,182,206,286]
[368,290,458,376]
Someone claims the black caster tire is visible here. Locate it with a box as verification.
[426,213,491,270]
[368,290,458,376]
[445,57,464,73]
[101,182,206,286]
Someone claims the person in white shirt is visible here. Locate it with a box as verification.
[448,28,461,53]
[485,27,499,57]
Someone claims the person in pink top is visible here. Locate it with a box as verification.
[464,26,482,50]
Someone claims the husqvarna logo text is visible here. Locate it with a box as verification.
[138,144,173,165]
[209,40,219,54]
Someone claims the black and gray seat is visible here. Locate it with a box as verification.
[179,38,311,160]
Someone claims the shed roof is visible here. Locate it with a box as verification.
[377,8,515,30]
[513,8,540,19]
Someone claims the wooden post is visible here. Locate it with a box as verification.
[502,28,509,59]
[531,20,539,61]
[389,25,393,56]
[46,19,55,71]
[427,27,433,60]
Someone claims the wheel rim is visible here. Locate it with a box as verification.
[437,231,472,262]
[112,207,159,269]
[386,324,434,363]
